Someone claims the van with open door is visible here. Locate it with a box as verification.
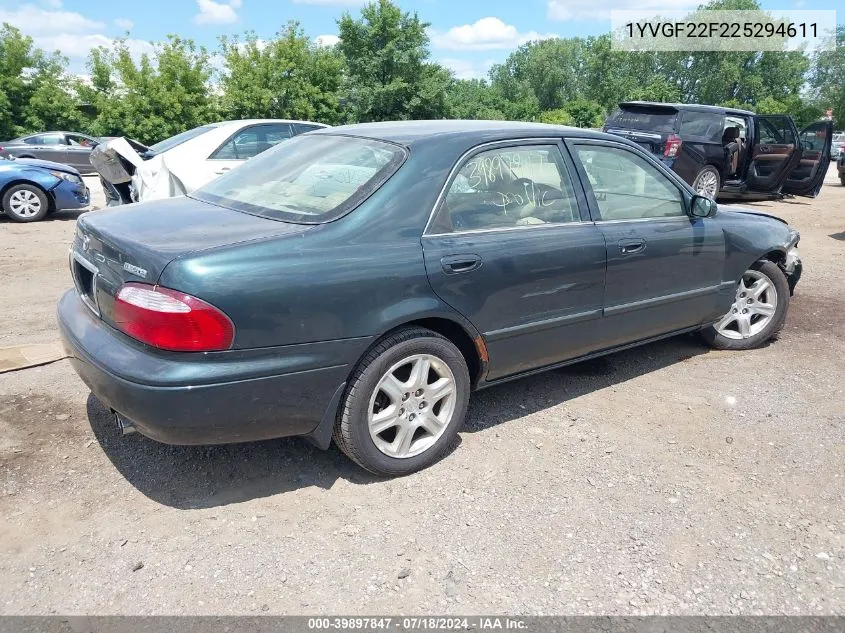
[603,101,833,201]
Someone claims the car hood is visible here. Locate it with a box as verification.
[90,137,191,204]
[12,157,82,175]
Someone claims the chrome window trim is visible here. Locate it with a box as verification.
[425,220,592,238]
[69,249,100,317]
[422,138,578,237]
[592,215,690,225]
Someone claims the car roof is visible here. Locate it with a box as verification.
[216,119,329,127]
[618,101,756,117]
[309,120,610,148]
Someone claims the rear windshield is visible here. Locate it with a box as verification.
[607,107,678,133]
[148,124,220,154]
[192,135,407,223]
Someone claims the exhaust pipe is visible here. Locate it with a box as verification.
[113,411,137,435]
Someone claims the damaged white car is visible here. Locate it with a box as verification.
[90,119,328,205]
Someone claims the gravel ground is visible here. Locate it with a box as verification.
[0,170,843,615]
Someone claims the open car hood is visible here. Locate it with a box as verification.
[89,137,187,205]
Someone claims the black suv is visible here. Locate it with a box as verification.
[603,101,832,200]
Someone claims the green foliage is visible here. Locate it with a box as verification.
[0,24,84,138]
[538,109,574,125]
[219,23,345,124]
[562,98,605,128]
[0,0,834,144]
[810,25,845,129]
[445,79,505,120]
[337,0,449,122]
[79,35,216,144]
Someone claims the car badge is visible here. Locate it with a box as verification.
[123,262,148,278]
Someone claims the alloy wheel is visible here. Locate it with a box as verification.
[367,353,457,459]
[694,170,719,199]
[714,270,778,340]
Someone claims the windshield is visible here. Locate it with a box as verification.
[607,107,679,133]
[192,135,407,223]
[148,124,220,154]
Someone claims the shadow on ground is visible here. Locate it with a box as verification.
[0,209,88,224]
[89,333,711,510]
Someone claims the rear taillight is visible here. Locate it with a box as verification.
[113,283,234,352]
[664,134,682,158]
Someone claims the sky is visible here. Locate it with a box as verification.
[0,0,840,80]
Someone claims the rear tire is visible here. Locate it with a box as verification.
[701,260,789,350]
[333,327,470,477]
[692,166,720,199]
[839,174,845,186]
[2,184,49,222]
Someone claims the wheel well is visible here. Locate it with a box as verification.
[403,317,484,387]
[760,249,785,265]
[0,180,53,212]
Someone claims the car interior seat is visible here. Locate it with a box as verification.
[722,126,741,177]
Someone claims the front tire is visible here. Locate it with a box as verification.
[334,327,470,477]
[702,260,789,350]
[3,184,49,222]
[692,166,721,199]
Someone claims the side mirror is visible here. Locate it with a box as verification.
[690,194,716,218]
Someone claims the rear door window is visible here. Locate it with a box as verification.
[607,107,678,133]
[29,133,66,146]
[294,123,323,134]
[430,145,581,233]
[211,124,293,160]
[679,112,724,142]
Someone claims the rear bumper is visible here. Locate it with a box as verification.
[51,180,89,210]
[57,290,361,445]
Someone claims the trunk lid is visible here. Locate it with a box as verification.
[70,196,312,325]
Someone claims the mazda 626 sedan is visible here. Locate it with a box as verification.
[58,121,802,476]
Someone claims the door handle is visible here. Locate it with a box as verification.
[618,239,646,255]
[759,145,771,152]
[441,254,482,274]
[214,167,232,175]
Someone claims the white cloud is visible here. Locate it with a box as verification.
[314,34,340,47]
[431,17,557,51]
[547,0,699,20]
[42,0,62,7]
[292,0,366,5]
[193,0,241,25]
[0,4,104,35]
[36,33,155,60]
[438,57,496,80]
[114,18,134,31]
[0,4,154,70]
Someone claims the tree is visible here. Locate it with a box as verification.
[562,98,605,128]
[446,79,505,120]
[810,25,845,129]
[0,24,84,138]
[219,23,345,124]
[80,35,215,144]
[538,108,573,125]
[337,0,450,122]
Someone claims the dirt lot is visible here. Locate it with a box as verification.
[0,170,843,615]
